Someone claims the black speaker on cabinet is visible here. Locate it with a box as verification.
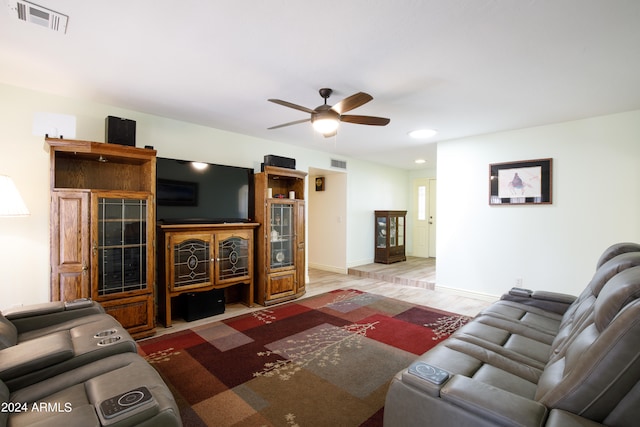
[262,154,296,170]
[105,116,136,147]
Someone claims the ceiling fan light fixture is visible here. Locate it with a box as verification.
[312,118,339,134]
[409,129,438,139]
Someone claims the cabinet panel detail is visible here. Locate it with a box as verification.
[267,272,296,300]
[96,197,149,296]
[270,203,294,269]
[218,236,250,281]
[173,239,211,288]
[101,295,153,338]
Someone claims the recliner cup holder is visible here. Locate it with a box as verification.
[94,329,118,338]
[97,335,122,346]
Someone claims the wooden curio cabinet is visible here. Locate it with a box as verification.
[48,138,156,338]
[156,223,258,327]
[254,166,307,305]
[374,210,407,264]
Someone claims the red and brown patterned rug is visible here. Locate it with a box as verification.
[138,289,470,427]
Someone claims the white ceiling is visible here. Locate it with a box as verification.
[1,1,639,170]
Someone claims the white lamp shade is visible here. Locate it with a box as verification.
[312,118,339,134]
[0,175,30,217]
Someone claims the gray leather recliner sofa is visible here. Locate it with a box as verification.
[0,299,137,390]
[384,242,640,427]
[0,299,181,426]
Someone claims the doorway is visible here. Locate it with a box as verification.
[307,168,348,273]
[412,178,436,258]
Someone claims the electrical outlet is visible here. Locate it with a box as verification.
[515,277,523,286]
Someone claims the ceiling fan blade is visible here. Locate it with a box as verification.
[268,118,311,130]
[331,92,373,114]
[268,99,315,114]
[340,115,390,126]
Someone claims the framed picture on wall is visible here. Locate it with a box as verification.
[489,158,552,205]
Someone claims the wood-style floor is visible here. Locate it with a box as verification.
[148,258,494,339]
[348,256,437,289]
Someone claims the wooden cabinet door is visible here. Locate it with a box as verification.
[266,271,296,300]
[167,232,215,292]
[91,192,154,300]
[295,201,306,294]
[51,191,90,301]
[100,294,154,338]
[214,230,252,286]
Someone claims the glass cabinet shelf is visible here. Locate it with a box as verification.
[270,202,294,268]
[97,197,149,296]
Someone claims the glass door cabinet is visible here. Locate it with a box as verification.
[374,210,407,264]
[254,165,307,305]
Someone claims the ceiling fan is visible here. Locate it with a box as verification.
[268,88,390,137]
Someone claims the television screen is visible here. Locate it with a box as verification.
[156,157,253,224]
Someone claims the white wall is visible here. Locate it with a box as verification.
[308,171,348,273]
[0,83,408,308]
[437,110,640,297]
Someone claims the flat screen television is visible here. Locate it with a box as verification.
[156,157,254,224]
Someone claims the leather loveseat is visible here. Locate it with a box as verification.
[0,299,181,426]
[384,242,640,427]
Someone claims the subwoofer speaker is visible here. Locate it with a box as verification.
[105,116,136,147]
[263,154,296,170]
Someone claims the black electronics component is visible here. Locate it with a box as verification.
[180,288,225,321]
[97,386,157,424]
[106,116,136,147]
[407,362,450,385]
[263,154,296,170]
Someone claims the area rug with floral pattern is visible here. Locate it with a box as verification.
[138,289,471,427]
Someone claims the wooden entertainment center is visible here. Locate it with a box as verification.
[156,222,258,327]
[47,138,307,330]
[47,138,157,338]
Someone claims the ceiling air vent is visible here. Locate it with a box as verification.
[331,159,347,170]
[10,1,68,33]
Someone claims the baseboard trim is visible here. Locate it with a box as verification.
[434,285,499,303]
[347,259,374,269]
[308,263,348,275]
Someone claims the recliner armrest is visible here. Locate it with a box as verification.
[545,409,605,427]
[501,287,576,315]
[530,290,576,305]
[5,300,105,334]
[0,332,74,381]
[3,301,66,319]
[440,375,548,427]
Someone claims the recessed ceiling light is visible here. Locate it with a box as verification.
[415,159,427,164]
[408,129,438,139]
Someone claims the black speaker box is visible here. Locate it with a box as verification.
[105,116,136,147]
[263,154,295,170]
[180,289,225,322]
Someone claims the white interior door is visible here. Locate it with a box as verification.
[428,178,437,257]
[412,178,430,257]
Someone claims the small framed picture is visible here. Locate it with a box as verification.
[489,158,552,205]
[315,177,325,191]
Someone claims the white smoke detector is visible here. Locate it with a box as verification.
[8,1,68,33]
